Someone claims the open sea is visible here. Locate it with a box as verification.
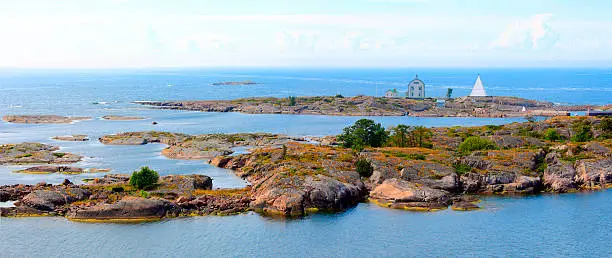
[0,68,611,257]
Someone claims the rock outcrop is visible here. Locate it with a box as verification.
[21,188,90,211]
[370,178,451,210]
[214,142,367,216]
[16,166,84,174]
[2,115,90,124]
[543,152,576,192]
[52,135,89,141]
[0,143,82,165]
[101,115,146,121]
[67,197,172,221]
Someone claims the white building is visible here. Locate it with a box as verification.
[469,75,487,97]
[407,75,425,99]
[385,88,399,98]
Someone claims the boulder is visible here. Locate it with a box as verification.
[21,188,90,211]
[575,158,612,189]
[370,178,451,210]
[451,200,480,211]
[0,190,9,202]
[67,197,172,221]
[543,152,576,192]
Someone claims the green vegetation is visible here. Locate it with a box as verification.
[111,186,124,193]
[281,144,287,160]
[446,88,453,99]
[543,128,562,141]
[338,119,388,151]
[597,117,612,139]
[387,125,433,148]
[355,159,374,177]
[139,190,150,198]
[129,166,159,190]
[335,94,344,98]
[571,120,593,142]
[381,150,426,160]
[458,136,498,154]
[16,153,33,158]
[52,152,66,158]
[454,163,472,175]
[288,96,297,106]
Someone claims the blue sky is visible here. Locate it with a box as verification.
[1,0,611,68]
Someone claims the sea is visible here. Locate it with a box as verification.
[0,68,610,257]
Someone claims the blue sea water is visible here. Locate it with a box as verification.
[0,68,611,257]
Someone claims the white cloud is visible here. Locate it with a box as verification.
[491,13,559,50]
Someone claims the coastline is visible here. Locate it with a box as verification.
[2,116,611,221]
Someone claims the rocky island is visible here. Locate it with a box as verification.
[52,135,89,141]
[0,143,82,165]
[101,115,146,121]
[2,115,91,124]
[1,116,610,220]
[210,80,259,86]
[135,95,593,117]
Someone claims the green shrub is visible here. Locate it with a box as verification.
[111,186,124,193]
[458,136,498,154]
[335,94,344,98]
[571,121,593,142]
[139,190,150,198]
[338,119,388,151]
[52,152,66,158]
[129,166,159,190]
[355,159,374,177]
[599,117,612,132]
[454,164,472,175]
[543,128,562,141]
[598,117,612,139]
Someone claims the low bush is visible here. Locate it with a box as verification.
[458,136,497,154]
[355,159,374,178]
[130,166,159,190]
[543,128,562,141]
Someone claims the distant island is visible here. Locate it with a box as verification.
[135,95,598,118]
[210,80,260,86]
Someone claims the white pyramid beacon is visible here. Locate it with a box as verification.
[469,74,487,97]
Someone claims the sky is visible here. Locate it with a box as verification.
[1,0,611,68]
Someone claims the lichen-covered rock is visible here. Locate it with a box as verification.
[543,152,576,192]
[212,142,367,216]
[153,174,213,196]
[370,178,451,210]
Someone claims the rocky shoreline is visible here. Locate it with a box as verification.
[134,95,595,117]
[1,116,610,221]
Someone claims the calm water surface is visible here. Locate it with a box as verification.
[1,191,610,257]
[0,69,610,257]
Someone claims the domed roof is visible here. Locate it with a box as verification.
[409,74,424,85]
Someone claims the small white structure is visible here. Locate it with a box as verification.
[385,88,399,98]
[407,75,425,99]
[469,75,487,97]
